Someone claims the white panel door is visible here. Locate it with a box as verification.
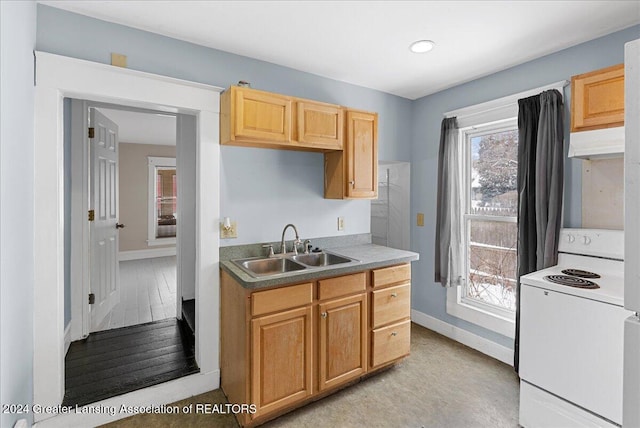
[89,108,121,332]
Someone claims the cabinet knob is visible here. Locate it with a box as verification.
[391,293,398,298]
[391,332,397,336]
[349,180,355,187]
[321,312,327,318]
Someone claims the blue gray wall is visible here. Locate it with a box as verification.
[410,25,640,349]
[0,1,36,427]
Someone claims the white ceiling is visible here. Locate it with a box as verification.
[97,108,176,146]
[40,1,640,100]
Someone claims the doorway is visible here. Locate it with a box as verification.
[33,51,221,426]
[64,102,199,405]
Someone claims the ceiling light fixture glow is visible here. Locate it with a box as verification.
[409,40,435,53]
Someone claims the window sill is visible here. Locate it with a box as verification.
[446,286,515,339]
[147,237,176,247]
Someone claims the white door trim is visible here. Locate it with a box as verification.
[33,51,222,423]
[69,99,90,341]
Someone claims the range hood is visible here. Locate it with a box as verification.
[568,126,624,159]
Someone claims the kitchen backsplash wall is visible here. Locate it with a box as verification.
[582,158,624,230]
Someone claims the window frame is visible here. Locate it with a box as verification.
[446,118,517,339]
[147,156,177,246]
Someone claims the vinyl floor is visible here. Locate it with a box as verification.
[63,318,198,407]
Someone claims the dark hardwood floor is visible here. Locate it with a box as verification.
[63,318,198,407]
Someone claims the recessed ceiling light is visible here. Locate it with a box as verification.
[409,40,435,53]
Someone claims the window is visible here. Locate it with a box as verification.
[148,156,177,246]
[447,119,518,338]
[443,82,566,339]
[464,122,517,314]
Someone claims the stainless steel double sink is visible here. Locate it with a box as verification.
[231,251,357,278]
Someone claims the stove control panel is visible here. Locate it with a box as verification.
[559,228,624,259]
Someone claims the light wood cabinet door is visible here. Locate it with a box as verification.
[318,293,367,391]
[234,87,292,143]
[346,110,378,198]
[571,64,624,132]
[251,306,313,418]
[323,110,378,199]
[296,101,343,150]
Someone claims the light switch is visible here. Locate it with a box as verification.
[417,213,424,227]
[220,220,237,239]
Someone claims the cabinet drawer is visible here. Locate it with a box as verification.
[318,272,367,300]
[371,320,411,368]
[372,264,411,288]
[251,283,313,317]
[371,283,410,328]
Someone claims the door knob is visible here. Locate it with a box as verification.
[116,223,126,229]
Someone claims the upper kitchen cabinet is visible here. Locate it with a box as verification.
[571,64,624,132]
[295,101,344,150]
[220,86,293,148]
[324,110,378,199]
[220,86,344,151]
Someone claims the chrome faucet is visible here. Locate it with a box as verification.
[280,224,302,255]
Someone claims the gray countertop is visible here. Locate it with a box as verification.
[220,244,419,290]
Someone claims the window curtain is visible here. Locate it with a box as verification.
[514,89,564,372]
[434,117,464,287]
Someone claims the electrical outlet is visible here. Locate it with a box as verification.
[220,221,237,239]
[337,217,345,231]
[417,213,425,227]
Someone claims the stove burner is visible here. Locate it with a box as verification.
[544,275,600,289]
[561,269,601,279]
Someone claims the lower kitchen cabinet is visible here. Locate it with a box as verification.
[370,264,412,368]
[251,306,313,418]
[220,263,411,427]
[318,293,368,391]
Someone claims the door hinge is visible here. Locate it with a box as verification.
[88,293,95,305]
[88,127,95,139]
[88,209,95,222]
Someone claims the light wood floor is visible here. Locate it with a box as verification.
[95,256,177,332]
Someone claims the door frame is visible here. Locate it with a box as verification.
[33,51,221,425]
[70,104,185,339]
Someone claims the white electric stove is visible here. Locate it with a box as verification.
[519,228,633,428]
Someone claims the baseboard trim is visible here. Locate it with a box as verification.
[119,247,176,261]
[64,324,71,356]
[33,370,219,427]
[411,309,514,366]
